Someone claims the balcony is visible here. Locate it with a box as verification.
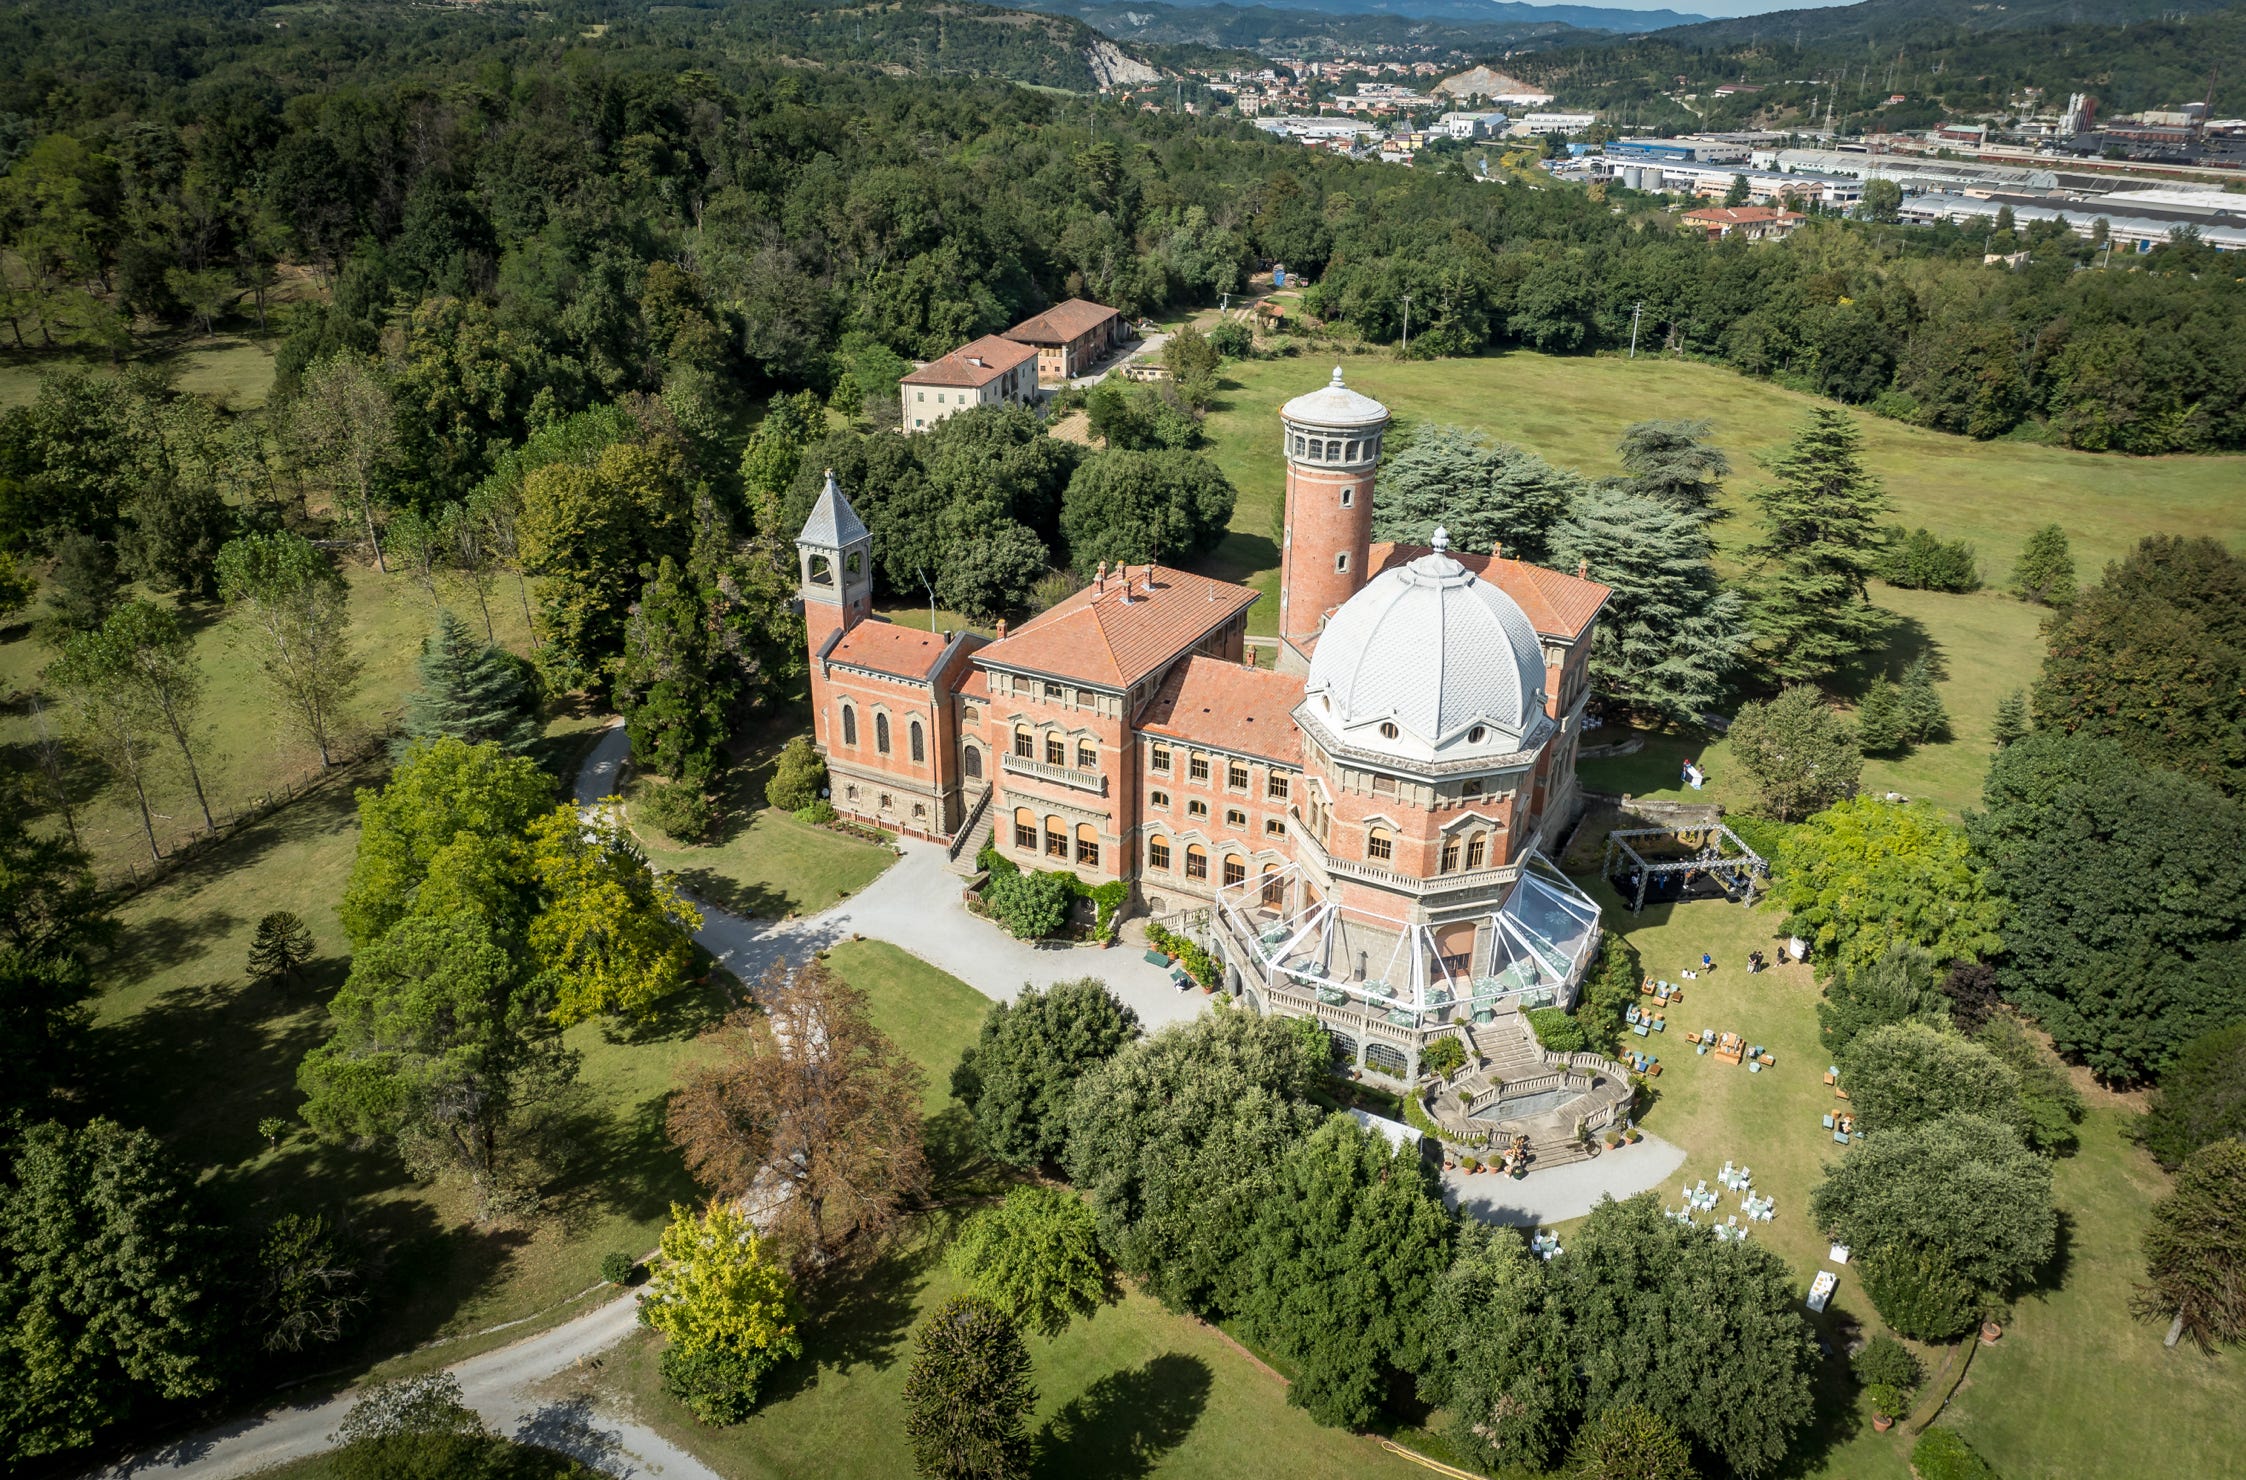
[1289,807,1517,897]
[1002,751,1107,796]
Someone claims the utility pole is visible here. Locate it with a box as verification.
[1628,301,1644,358]
[1399,291,1413,354]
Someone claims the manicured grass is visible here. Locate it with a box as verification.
[0,563,544,879]
[1592,887,2241,1480]
[1193,350,2246,818]
[0,334,280,410]
[822,938,992,1117]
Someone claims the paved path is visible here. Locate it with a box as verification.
[1440,1133,1688,1228]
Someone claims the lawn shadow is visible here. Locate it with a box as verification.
[600,976,733,1047]
[663,866,797,923]
[548,1090,700,1237]
[2035,1206,2076,1295]
[1842,607,1946,693]
[765,1235,938,1396]
[1203,530,1279,585]
[1036,1352,1212,1480]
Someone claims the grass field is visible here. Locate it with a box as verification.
[1193,350,2246,817]
[1592,887,2241,1480]
[0,334,280,411]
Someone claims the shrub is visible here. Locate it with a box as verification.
[659,1344,766,1427]
[1912,1427,2000,1480]
[976,843,1018,879]
[1883,526,1981,592]
[600,1252,639,1286]
[1206,321,1253,359]
[764,738,825,811]
[1850,1334,1922,1397]
[1858,1244,1982,1343]
[984,869,1071,940]
[1527,1007,1590,1055]
[2136,1023,2246,1170]
[1421,1035,1467,1081]
[637,780,716,843]
[794,799,837,826]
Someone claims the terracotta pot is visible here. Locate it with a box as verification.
[1980,1321,2004,1344]
[1872,1414,1894,1434]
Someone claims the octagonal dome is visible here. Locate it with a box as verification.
[1303,528,1550,761]
[1281,366,1389,429]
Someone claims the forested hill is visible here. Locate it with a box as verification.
[1650,0,2241,48]
[0,0,1168,123]
[1019,0,1592,56]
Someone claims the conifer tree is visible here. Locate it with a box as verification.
[614,556,726,782]
[1372,425,1585,563]
[1854,676,1907,755]
[2011,523,2075,606]
[1549,486,1747,722]
[1991,689,2029,748]
[1742,409,1892,684]
[399,611,539,755]
[1898,657,1949,744]
[247,910,318,983]
[1615,419,1730,513]
[902,1295,1036,1480]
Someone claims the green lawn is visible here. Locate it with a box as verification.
[1591,886,2240,1480]
[0,333,280,411]
[1193,350,2246,818]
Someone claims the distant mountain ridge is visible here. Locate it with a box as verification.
[1650,0,2243,47]
[1115,0,1709,29]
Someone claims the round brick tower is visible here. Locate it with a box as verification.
[1277,368,1390,669]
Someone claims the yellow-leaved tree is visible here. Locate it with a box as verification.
[526,807,702,1023]
[640,1201,803,1424]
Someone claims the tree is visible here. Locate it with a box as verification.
[216,530,360,766]
[1741,408,1892,684]
[1850,1335,1922,1422]
[47,619,167,862]
[0,793,112,1128]
[329,1373,511,1480]
[1775,798,2001,975]
[1063,1010,1326,1311]
[934,514,1048,622]
[639,1201,803,1423]
[402,611,540,754]
[667,959,929,1275]
[298,910,581,1218]
[1728,685,1862,822]
[247,909,318,982]
[1939,960,2003,1034]
[2133,1140,2246,1350]
[1861,177,1903,224]
[614,556,727,782]
[1226,1115,1455,1428]
[1854,676,1907,755]
[254,1211,365,1353]
[1974,1015,2085,1157]
[1547,487,1747,722]
[982,868,1071,940]
[1817,941,1949,1056]
[120,472,233,599]
[1372,424,1584,563]
[1841,1021,2031,1139]
[0,551,32,619]
[2136,1023,2246,1170]
[1859,1243,1982,1344]
[764,737,827,812]
[2010,524,2075,605]
[43,530,120,634]
[1991,689,2029,748]
[1565,1405,1697,1480]
[1897,657,1949,744]
[518,438,692,690]
[287,352,400,571]
[101,599,218,829]
[2030,535,2246,796]
[339,738,556,949]
[948,1185,1109,1337]
[1969,732,2246,1080]
[902,1295,1036,1480]
[952,976,1141,1169]
[1615,419,1728,513]
[1725,173,1752,206]
[0,1119,224,1463]
[525,807,702,1024]
[1163,323,1219,392]
[1418,1222,1572,1472]
[1811,1113,2055,1324]
[1058,449,1236,571]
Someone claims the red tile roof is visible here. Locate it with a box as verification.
[1138,656,1306,765]
[1004,299,1120,346]
[900,335,1038,389]
[829,621,955,681]
[975,566,1257,690]
[1368,542,1609,639]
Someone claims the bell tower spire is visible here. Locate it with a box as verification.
[795,468,873,655]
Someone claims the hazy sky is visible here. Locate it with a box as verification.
[1597,0,1857,15]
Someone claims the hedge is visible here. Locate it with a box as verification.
[1911,1427,1999,1480]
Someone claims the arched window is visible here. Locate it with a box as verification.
[1013,725,1034,760]
[840,705,857,746]
[1013,807,1038,850]
[1441,835,1462,873]
[909,720,925,764]
[1076,823,1100,867]
[1044,816,1068,859]
[1366,828,1394,863]
[1225,808,1246,829]
[1077,739,1098,771]
[1260,864,1284,909]
[1045,731,1066,766]
[875,713,891,754]
[1148,835,1172,870]
[1465,832,1487,870]
[808,554,833,585]
[963,744,983,779]
[1185,843,1209,881]
[1340,485,1354,508]
[1223,854,1246,887]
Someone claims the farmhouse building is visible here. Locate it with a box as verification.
[1002,298,1126,382]
[898,334,1040,431]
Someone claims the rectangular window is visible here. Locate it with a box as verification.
[1227,761,1249,791]
[1077,741,1098,771]
[916,391,925,402]
[1014,821,1037,849]
[1148,838,1171,870]
[1367,834,1393,861]
[1076,835,1100,866]
[1046,736,1065,766]
[1267,773,1291,800]
[1340,486,1354,507]
[1189,754,1211,782]
[1013,730,1033,760]
[1044,682,1064,700]
[1152,744,1172,772]
[1372,774,1397,795]
[1335,552,1351,574]
[1223,858,1247,887]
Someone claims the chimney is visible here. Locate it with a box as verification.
[995,618,1008,639]
[1577,557,1590,579]
[1096,560,1108,591]
[1492,541,1503,560]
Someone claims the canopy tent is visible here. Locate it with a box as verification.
[1601,822,1766,914]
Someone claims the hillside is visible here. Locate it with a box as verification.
[1019,0,1592,55]
[1654,0,2241,47]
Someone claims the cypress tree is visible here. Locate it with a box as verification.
[1898,657,1949,744]
[399,611,539,755]
[1742,409,1893,684]
[1854,676,1908,755]
[1991,689,2029,748]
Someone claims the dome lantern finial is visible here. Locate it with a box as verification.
[1431,526,1450,554]
[1330,365,1346,387]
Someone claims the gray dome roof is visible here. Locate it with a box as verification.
[1304,529,1549,757]
[1281,367,1389,429]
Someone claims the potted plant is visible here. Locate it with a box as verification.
[1851,1335,1922,1437]
[1459,1156,1480,1174]
[1980,1320,2003,1344]
[1867,1385,1903,1433]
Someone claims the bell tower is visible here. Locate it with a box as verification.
[795,468,873,656]
[1277,367,1389,672]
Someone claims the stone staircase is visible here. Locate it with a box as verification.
[1429,1013,1624,1170]
[946,786,995,876]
